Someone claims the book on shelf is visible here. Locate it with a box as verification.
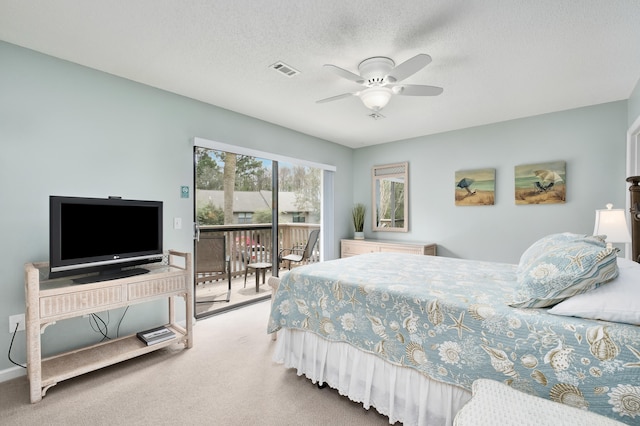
[136,325,175,346]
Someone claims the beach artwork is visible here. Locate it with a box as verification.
[455,168,495,206]
[515,160,566,205]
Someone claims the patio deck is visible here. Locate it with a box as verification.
[195,271,275,317]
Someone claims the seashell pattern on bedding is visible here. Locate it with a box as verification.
[268,253,640,424]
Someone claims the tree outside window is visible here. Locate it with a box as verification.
[195,148,320,225]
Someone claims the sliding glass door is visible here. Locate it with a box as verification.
[193,145,323,318]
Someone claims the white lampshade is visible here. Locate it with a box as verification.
[593,203,631,246]
[359,87,392,111]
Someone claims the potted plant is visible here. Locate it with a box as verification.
[352,203,366,240]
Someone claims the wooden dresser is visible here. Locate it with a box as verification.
[341,239,437,258]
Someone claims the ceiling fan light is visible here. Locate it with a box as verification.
[360,87,392,111]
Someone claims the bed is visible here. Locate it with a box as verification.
[267,233,640,425]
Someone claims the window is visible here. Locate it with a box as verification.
[238,212,252,224]
[292,212,305,223]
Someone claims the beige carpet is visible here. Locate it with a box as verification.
[0,300,396,425]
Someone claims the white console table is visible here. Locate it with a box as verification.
[341,239,437,258]
[24,250,193,403]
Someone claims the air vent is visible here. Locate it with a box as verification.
[368,112,385,120]
[269,61,300,77]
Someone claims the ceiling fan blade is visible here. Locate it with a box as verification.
[386,54,432,83]
[316,92,357,104]
[393,84,443,96]
[323,64,365,84]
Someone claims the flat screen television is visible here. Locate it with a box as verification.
[49,196,163,283]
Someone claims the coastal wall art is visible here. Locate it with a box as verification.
[514,160,566,205]
[455,168,496,206]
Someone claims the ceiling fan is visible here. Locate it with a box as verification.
[316,54,443,112]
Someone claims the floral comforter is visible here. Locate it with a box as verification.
[268,253,640,424]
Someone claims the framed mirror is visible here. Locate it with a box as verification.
[372,162,408,232]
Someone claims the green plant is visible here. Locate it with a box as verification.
[352,203,366,232]
[197,203,224,225]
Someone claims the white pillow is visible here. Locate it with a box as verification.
[548,258,640,325]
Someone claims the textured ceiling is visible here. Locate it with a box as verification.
[1,1,640,148]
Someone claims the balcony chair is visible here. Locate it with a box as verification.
[243,242,271,292]
[195,233,231,303]
[278,229,320,270]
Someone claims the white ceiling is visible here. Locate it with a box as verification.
[2,1,640,149]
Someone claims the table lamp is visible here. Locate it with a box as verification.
[593,203,631,249]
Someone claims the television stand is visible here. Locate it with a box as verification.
[72,267,149,284]
[25,250,192,403]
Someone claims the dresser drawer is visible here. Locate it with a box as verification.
[341,239,436,258]
[341,241,376,257]
[128,275,187,300]
[39,286,123,318]
[378,245,424,255]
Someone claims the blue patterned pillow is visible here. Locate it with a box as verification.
[517,233,607,276]
[510,238,618,308]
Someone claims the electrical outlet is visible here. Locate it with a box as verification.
[9,313,25,333]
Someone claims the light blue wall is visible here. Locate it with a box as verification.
[629,77,640,127]
[353,102,629,263]
[0,42,353,372]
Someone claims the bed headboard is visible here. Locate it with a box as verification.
[627,176,640,262]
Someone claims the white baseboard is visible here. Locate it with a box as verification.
[0,365,27,383]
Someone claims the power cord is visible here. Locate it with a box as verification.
[7,309,131,367]
[8,323,26,369]
[89,312,110,341]
[88,307,129,340]
[116,306,129,338]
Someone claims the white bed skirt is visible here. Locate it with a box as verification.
[273,328,472,426]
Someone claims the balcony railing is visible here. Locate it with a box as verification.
[196,223,320,282]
